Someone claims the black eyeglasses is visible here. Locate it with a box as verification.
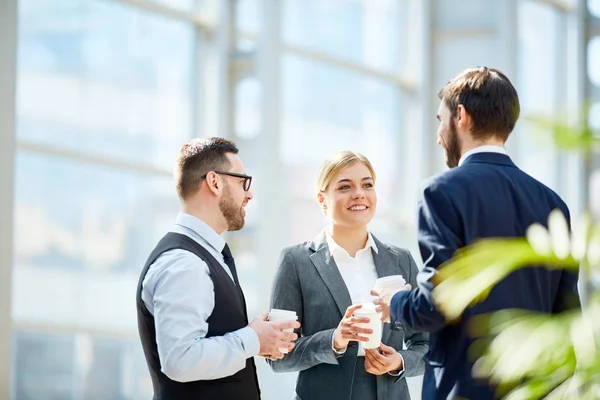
[202,171,253,191]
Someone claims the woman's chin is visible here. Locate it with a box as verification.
[338,216,373,229]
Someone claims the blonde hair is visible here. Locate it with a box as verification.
[316,151,376,193]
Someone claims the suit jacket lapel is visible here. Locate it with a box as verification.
[371,236,399,343]
[309,231,353,317]
[371,236,398,279]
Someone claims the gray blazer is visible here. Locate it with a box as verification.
[268,231,428,400]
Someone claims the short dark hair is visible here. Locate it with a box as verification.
[438,66,520,141]
[175,137,239,200]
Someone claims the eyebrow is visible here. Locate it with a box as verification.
[336,177,373,184]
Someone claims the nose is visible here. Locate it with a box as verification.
[352,187,365,199]
[246,189,254,200]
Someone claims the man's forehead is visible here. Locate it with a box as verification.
[225,153,245,171]
[437,100,450,115]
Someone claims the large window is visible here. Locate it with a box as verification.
[12,0,195,397]
[6,1,585,399]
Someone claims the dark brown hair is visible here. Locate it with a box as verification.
[174,137,238,200]
[438,66,520,141]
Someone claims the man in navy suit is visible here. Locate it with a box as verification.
[373,67,580,399]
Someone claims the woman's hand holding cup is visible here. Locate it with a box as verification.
[333,304,373,352]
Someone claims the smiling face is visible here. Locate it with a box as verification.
[318,161,377,229]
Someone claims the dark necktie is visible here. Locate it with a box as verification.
[222,243,248,319]
[221,243,241,287]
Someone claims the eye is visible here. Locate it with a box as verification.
[363,183,374,188]
[338,185,351,190]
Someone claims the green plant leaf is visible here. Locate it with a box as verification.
[432,239,578,321]
[524,114,597,152]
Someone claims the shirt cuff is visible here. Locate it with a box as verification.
[387,352,405,376]
[236,326,260,358]
[331,329,347,357]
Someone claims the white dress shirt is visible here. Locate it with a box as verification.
[141,212,259,382]
[458,145,507,166]
[326,230,380,308]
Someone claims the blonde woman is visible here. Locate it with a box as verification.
[268,151,428,400]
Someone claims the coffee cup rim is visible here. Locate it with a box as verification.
[269,308,297,315]
[353,308,382,315]
[375,275,405,283]
[268,315,298,321]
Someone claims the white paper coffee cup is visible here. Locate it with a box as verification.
[373,275,406,292]
[352,303,382,349]
[268,308,298,354]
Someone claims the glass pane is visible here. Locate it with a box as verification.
[13,151,176,273]
[148,0,196,10]
[589,102,600,131]
[235,76,262,140]
[282,54,402,216]
[17,0,194,169]
[147,0,218,15]
[517,1,559,115]
[588,36,600,87]
[237,0,262,33]
[589,0,600,18]
[83,337,152,399]
[282,0,406,72]
[12,151,177,330]
[13,331,151,400]
[516,1,560,190]
[14,332,74,400]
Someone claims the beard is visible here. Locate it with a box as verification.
[219,184,245,231]
[443,120,461,168]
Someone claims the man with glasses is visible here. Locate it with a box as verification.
[136,137,300,400]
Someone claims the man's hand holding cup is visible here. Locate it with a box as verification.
[333,304,374,352]
[249,310,300,360]
[370,275,411,323]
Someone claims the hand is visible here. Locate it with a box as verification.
[262,353,283,361]
[364,343,403,375]
[249,312,301,360]
[333,304,373,352]
[371,284,411,323]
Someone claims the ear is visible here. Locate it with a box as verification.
[316,191,327,213]
[455,104,471,130]
[204,171,222,196]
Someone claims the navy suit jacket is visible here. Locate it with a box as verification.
[391,152,580,400]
